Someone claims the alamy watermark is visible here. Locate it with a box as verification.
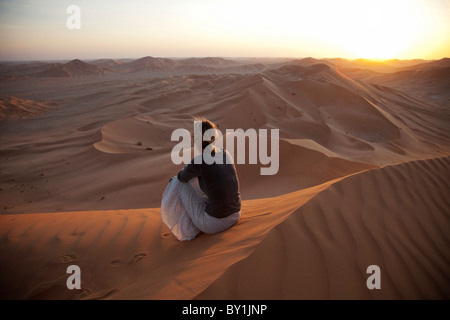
[366,265,381,289]
[66,5,81,30]
[66,265,81,289]
[171,121,280,175]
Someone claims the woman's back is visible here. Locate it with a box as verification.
[178,148,241,219]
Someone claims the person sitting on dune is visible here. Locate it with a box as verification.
[161,118,241,240]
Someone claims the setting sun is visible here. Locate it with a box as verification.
[329,0,437,59]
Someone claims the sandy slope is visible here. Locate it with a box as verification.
[0,156,448,299]
[196,156,450,299]
[34,59,108,78]
[0,57,449,299]
[1,61,449,214]
[0,96,57,121]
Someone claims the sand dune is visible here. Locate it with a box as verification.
[90,59,124,69]
[196,156,450,299]
[121,56,181,73]
[0,56,449,300]
[35,59,108,78]
[0,61,61,77]
[395,57,450,72]
[1,61,449,213]
[0,96,57,121]
[365,66,450,107]
[0,156,448,299]
[181,57,239,67]
[327,58,428,73]
[339,58,450,107]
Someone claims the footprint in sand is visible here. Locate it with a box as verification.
[110,253,147,266]
[129,253,147,264]
[110,258,122,266]
[161,232,172,239]
[85,288,119,300]
[77,288,91,299]
[59,254,78,264]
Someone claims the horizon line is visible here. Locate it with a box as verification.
[1,56,448,63]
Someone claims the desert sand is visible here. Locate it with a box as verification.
[0,57,449,299]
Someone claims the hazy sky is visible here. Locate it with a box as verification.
[1,0,449,60]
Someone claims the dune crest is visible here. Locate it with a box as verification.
[0,96,57,121]
[196,156,450,299]
[35,59,108,78]
[0,157,448,299]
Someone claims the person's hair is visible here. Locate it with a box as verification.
[200,118,217,149]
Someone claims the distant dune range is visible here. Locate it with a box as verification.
[0,56,449,299]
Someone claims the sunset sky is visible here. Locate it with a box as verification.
[1,0,449,61]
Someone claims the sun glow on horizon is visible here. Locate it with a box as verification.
[205,0,445,60]
[327,0,439,59]
[0,0,448,61]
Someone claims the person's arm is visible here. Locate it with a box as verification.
[177,162,201,183]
